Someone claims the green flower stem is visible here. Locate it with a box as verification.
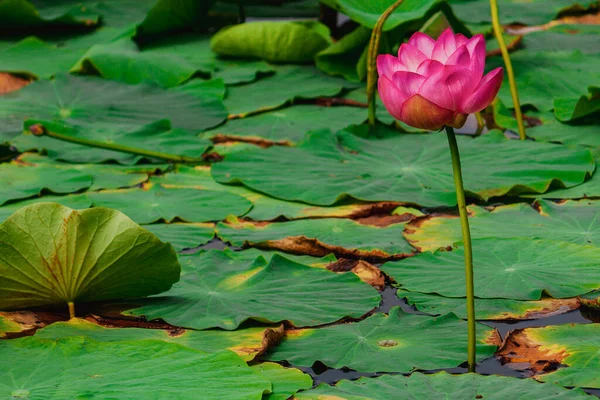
[475,112,485,135]
[30,124,205,163]
[445,125,476,372]
[489,0,526,140]
[367,0,404,125]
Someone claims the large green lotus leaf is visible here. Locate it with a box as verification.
[398,290,581,321]
[135,0,216,37]
[487,50,600,121]
[73,36,215,88]
[0,194,91,223]
[504,324,600,388]
[89,184,252,224]
[315,26,371,81]
[294,371,591,399]
[144,223,215,251]
[0,0,99,28]
[523,149,600,200]
[222,248,338,269]
[155,165,409,221]
[216,216,414,260]
[383,238,600,300]
[14,119,213,165]
[0,203,180,310]
[520,25,600,55]
[331,0,461,32]
[0,73,227,143]
[34,318,282,361]
[0,163,91,205]
[224,65,359,117]
[494,100,600,148]
[18,153,166,191]
[251,362,312,400]
[211,20,330,63]
[405,199,600,251]
[125,249,380,330]
[0,337,271,399]
[212,126,594,207]
[266,307,496,372]
[449,0,597,26]
[213,0,320,18]
[213,58,275,85]
[0,37,82,79]
[202,104,366,144]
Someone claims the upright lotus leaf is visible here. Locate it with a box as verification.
[0,337,271,399]
[0,194,91,223]
[17,153,166,191]
[0,73,227,143]
[73,36,215,88]
[486,50,600,121]
[35,318,283,362]
[0,0,100,28]
[212,126,594,207]
[251,362,312,400]
[216,216,415,261]
[202,104,366,145]
[266,307,497,372]
[0,203,180,311]
[155,165,409,221]
[0,163,91,205]
[383,238,600,300]
[124,250,380,330]
[294,371,591,399]
[143,223,215,251]
[211,20,331,63]
[330,0,464,32]
[224,65,359,117]
[499,324,600,388]
[405,199,600,251]
[89,184,252,224]
[315,26,371,81]
[398,290,581,321]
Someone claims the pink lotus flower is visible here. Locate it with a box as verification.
[377,28,504,130]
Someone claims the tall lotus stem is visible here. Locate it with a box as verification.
[445,126,476,372]
[489,0,526,140]
[366,0,404,125]
[68,301,76,319]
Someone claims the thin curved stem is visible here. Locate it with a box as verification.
[475,112,485,135]
[366,0,404,125]
[445,126,476,372]
[489,0,526,140]
[29,124,205,163]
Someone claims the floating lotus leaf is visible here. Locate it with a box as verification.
[0,163,91,205]
[143,223,215,251]
[251,362,312,400]
[0,337,271,399]
[0,194,91,223]
[216,216,414,261]
[295,371,590,399]
[383,238,600,300]
[398,290,580,321]
[266,307,497,372]
[499,323,600,389]
[224,65,359,117]
[125,249,380,330]
[89,184,252,224]
[35,318,283,362]
[405,199,600,251]
[212,127,593,207]
[0,203,180,311]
